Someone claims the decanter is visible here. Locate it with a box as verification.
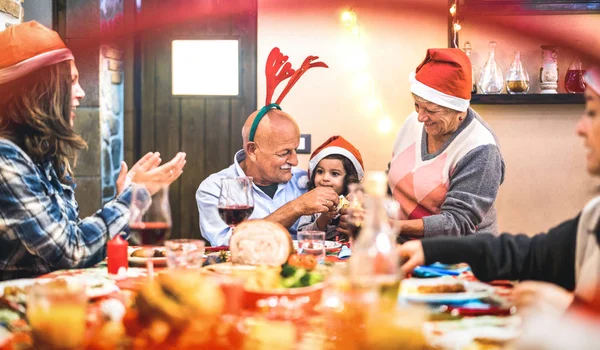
[565,55,586,94]
[478,41,504,94]
[463,41,477,94]
[506,51,530,94]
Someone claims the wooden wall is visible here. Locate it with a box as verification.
[133,0,257,240]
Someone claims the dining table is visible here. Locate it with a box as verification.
[0,245,521,350]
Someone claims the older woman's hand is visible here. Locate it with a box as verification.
[512,281,574,317]
[116,152,187,195]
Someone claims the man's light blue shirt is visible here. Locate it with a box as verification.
[196,150,308,246]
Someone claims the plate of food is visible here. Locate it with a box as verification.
[401,277,495,303]
[0,275,119,303]
[293,240,343,251]
[128,246,167,267]
[205,220,327,311]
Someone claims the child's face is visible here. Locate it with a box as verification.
[314,158,346,195]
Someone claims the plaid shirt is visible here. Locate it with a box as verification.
[0,139,140,280]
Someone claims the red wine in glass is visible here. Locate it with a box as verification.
[129,222,171,246]
[565,69,586,93]
[218,205,254,227]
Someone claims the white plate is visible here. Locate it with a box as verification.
[0,275,119,300]
[400,277,494,303]
[128,247,167,267]
[293,240,343,251]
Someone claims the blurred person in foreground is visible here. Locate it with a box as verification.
[399,67,600,315]
[0,22,186,280]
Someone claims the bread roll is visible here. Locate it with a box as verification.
[229,220,293,266]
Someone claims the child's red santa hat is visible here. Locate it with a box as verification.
[0,21,73,85]
[308,136,364,180]
[409,48,472,112]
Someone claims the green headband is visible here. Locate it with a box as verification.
[249,103,282,142]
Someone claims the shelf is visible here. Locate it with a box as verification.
[459,1,600,16]
[470,93,584,104]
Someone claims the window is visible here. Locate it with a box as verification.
[172,40,239,96]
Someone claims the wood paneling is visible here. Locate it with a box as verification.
[137,0,257,240]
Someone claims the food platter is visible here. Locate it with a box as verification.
[292,240,343,251]
[400,277,495,303]
[128,246,167,267]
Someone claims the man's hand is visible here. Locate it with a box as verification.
[397,240,425,276]
[297,187,339,216]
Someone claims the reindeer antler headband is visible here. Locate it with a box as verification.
[248,47,328,142]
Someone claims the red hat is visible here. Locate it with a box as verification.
[0,21,73,85]
[409,48,472,112]
[309,136,364,180]
[586,67,600,95]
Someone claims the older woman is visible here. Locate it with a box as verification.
[399,67,600,313]
[388,48,504,239]
[0,21,186,280]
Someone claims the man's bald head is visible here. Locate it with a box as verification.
[240,108,301,185]
[242,109,300,148]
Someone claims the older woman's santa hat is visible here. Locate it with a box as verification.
[0,21,73,85]
[409,48,472,112]
[308,136,364,180]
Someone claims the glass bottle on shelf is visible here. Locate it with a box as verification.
[478,41,504,94]
[506,51,530,94]
[539,45,559,94]
[565,55,586,94]
[463,41,477,94]
[349,171,401,307]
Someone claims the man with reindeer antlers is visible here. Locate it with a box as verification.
[196,48,340,246]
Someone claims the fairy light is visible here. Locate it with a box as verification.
[450,0,460,48]
[378,117,393,134]
[453,21,462,32]
[340,9,393,134]
[341,9,357,27]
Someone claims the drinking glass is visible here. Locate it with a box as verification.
[297,231,326,264]
[165,239,205,270]
[129,184,172,278]
[218,177,255,229]
[347,183,366,243]
[27,280,87,350]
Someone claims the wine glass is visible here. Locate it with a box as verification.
[217,177,254,230]
[129,184,172,278]
[346,183,366,244]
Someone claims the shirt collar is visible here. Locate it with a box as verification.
[232,149,290,194]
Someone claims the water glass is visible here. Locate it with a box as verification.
[27,280,87,350]
[297,231,326,264]
[165,239,206,270]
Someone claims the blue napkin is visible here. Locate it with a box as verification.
[412,263,470,278]
[338,246,352,259]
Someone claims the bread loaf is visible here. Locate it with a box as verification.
[229,220,293,266]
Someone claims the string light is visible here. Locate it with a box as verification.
[450,0,460,48]
[339,8,393,134]
[341,9,357,27]
[453,21,461,32]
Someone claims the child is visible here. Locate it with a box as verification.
[298,136,364,241]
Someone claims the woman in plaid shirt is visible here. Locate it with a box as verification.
[0,22,186,280]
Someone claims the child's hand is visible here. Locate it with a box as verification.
[316,207,338,230]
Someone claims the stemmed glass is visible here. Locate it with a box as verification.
[217,177,255,231]
[129,184,172,278]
